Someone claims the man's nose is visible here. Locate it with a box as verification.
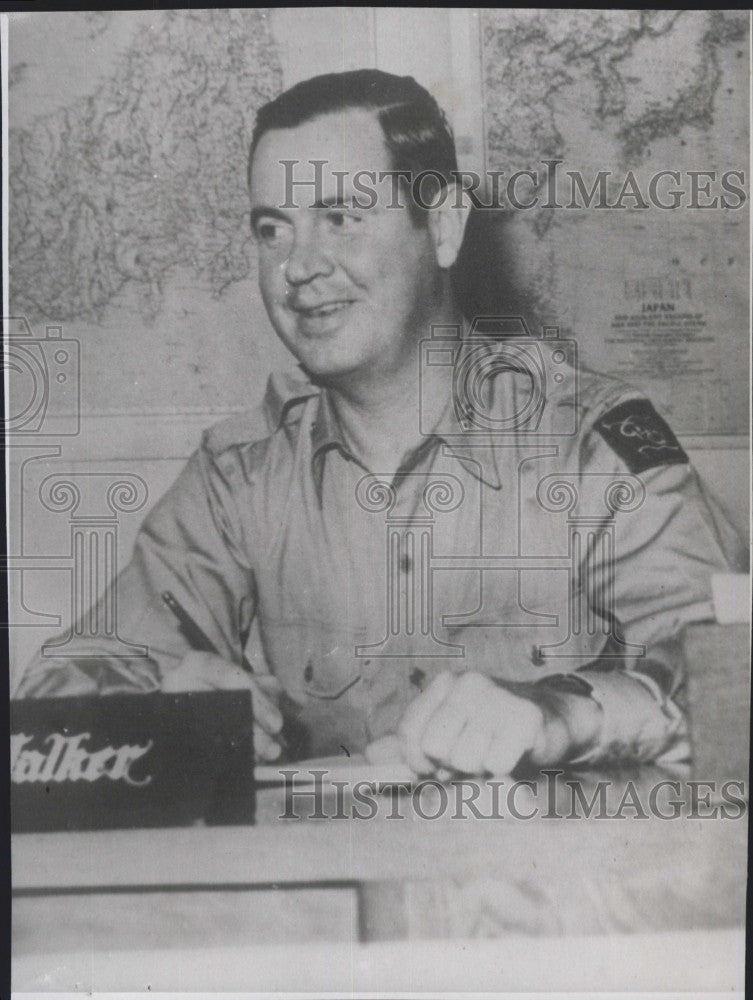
[284,227,334,285]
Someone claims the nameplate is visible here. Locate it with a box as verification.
[10,691,256,831]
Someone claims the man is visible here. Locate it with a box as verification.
[18,70,744,777]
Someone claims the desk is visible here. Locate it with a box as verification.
[12,767,747,993]
[12,931,746,994]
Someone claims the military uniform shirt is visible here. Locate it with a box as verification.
[18,361,745,762]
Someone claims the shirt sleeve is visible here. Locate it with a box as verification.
[15,442,257,698]
[553,406,747,765]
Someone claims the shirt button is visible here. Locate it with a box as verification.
[530,645,546,667]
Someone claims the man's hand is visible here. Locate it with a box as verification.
[162,651,285,762]
[367,670,546,777]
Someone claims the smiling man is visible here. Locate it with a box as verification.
[18,70,745,778]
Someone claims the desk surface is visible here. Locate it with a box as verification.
[13,766,748,993]
[12,929,746,994]
[15,766,747,911]
[13,790,745,890]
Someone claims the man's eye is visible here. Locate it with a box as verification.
[324,209,361,232]
[254,219,291,249]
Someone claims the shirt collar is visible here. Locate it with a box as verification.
[309,386,347,458]
[311,388,505,497]
[263,366,506,501]
[263,373,357,503]
[262,370,320,429]
[427,394,505,491]
[415,342,506,490]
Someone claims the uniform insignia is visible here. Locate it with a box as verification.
[595,399,688,473]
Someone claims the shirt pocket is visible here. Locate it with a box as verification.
[260,617,364,700]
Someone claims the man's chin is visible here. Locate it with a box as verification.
[298,360,364,388]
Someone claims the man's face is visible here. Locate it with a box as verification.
[249,109,442,385]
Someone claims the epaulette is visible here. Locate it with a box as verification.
[202,371,319,456]
[574,367,634,418]
[202,407,274,457]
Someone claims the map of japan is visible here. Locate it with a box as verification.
[480,8,748,434]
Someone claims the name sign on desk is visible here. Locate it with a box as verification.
[10,691,256,831]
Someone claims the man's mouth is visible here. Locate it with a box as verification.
[293,300,354,318]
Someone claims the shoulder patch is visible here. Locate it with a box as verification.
[594,398,688,473]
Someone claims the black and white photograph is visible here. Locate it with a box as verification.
[4,8,751,998]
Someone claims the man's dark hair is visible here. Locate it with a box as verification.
[248,68,458,212]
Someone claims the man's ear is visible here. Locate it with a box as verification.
[427,182,472,269]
